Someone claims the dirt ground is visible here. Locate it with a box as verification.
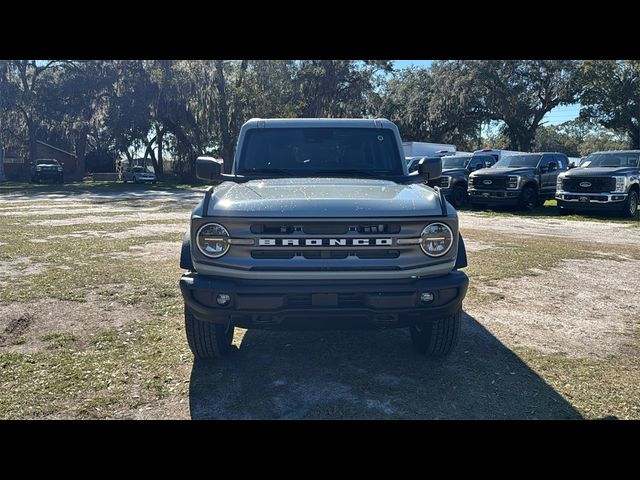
[1,184,639,419]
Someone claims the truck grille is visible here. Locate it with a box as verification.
[470,176,507,189]
[562,177,616,193]
[251,223,401,235]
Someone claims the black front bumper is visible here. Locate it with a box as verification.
[468,189,521,206]
[179,271,469,330]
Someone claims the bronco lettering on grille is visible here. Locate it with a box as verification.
[258,238,394,247]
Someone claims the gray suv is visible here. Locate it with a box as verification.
[179,118,469,360]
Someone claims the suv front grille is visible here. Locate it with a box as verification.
[470,176,507,189]
[251,250,400,260]
[251,223,401,235]
[562,177,616,193]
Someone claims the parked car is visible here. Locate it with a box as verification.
[556,150,640,218]
[468,152,569,211]
[427,153,496,208]
[179,118,469,360]
[122,166,157,184]
[30,158,64,184]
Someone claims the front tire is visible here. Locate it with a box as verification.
[410,308,461,358]
[449,184,467,209]
[185,307,235,359]
[519,186,537,211]
[622,190,639,218]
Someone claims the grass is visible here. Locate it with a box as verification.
[464,199,640,225]
[516,348,640,419]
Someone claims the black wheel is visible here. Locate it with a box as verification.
[410,308,461,358]
[518,186,537,211]
[449,184,467,208]
[622,190,639,218]
[184,307,235,359]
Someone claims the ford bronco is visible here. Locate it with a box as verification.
[179,118,469,360]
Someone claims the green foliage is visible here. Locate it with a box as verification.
[578,60,640,148]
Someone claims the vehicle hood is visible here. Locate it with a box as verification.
[562,167,639,177]
[441,167,467,176]
[471,167,536,176]
[205,178,444,218]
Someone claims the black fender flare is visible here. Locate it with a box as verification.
[180,228,194,271]
[454,233,468,270]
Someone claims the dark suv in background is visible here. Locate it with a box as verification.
[468,152,569,211]
[556,150,640,218]
[30,158,64,183]
[427,154,495,208]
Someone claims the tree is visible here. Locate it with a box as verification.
[3,61,65,160]
[578,60,640,148]
[470,60,580,151]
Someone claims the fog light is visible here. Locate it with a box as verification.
[216,293,231,306]
[420,292,435,303]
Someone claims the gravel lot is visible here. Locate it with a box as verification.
[1,184,639,419]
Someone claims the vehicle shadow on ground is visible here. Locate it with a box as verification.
[188,312,582,419]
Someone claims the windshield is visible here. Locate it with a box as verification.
[442,156,471,169]
[36,159,59,165]
[238,127,403,176]
[494,155,541,168]
[582,152,640,168]
[132,167,146,172]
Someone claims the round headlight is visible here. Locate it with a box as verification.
[196,223,230,258]
[420,223,454,257]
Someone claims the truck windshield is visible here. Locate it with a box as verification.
[581,153,640,168]
[238,128,403,176]
[494,155,541,168]
[442,156,471,169]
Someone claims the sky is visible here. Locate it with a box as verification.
[392,60,581,126]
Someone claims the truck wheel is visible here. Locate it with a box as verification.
[410,308,461,358]
[450,184,467,208]
[519,186,537,211]
[622,190,638,218]
[184,307,235,359]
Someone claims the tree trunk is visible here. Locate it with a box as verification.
[214,60,233,174]
[156,124,164,178]
[26,116,38,162]
[76,128,88,178]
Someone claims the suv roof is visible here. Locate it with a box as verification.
[243,118,395,129]
[590,150,640,155]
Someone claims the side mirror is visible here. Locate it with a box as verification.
[418,157,442,181]
[196,156,224,182]
[539,165,549,174]
[485,162,492,168]
[548,163,557,172]
[568,164,576,170]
